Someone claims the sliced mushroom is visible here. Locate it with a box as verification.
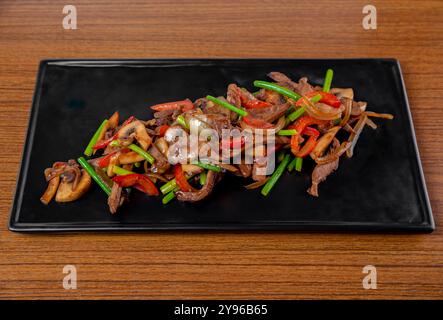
[118,151,145,164]
[55,169,91,202]
[330,88,354,100]
[155,137,169,156]
[40,172,60,205]
[108,111,120,128]
[117,120,152,150]
[311,126,341,159]
[106,152,120,177]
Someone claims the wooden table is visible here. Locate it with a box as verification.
[0,0,442,299]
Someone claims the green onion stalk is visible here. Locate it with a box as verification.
[84,120,108,157]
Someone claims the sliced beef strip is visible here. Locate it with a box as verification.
[204,113,232,136]
[227,83,241,108]
[254,89,286,105]
[307,139,342,197]
[149,143,170,174]
[153,109,179,126]
[197,96,238,122]
[176,170,218,202]
[267,72,314,96]
[247,102,290,123]
[237,164,252,178]
[108,182,124,214]
[351,101,367,116]
[307,159,339,197]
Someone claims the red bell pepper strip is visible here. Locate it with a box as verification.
[150,99,194,112]
[158,124,170,137]
[295,127,320,158]
[174,164,195,192]
[242,115,274,129]
[289,116,325,155]
[93,116,135,150]
[239,94,271,109]
[112,173,159,196]
[97,151,117,168]
[296,91,341,108]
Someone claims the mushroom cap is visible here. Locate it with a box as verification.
[55,169,91,202]
[117,120,152,150]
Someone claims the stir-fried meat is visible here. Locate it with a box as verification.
[267,72,299,91]
[351,101,367,116]
[204,113,232,135]
[255,89,286,105]
[108,183,123,214]
[149,144,170,174]
[307,158,339,197]
[176,170,218,202]
[154,109,178,126]
[227,84,241,108]
[237,164,252,178]
[268,72,314,95]
[307,139,343,196]
[197,97,237,122]
[248,102,290,123]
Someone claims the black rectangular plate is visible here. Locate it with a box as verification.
[9,59,434,232]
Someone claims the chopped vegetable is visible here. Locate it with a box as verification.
[286,107,306,124]
[176,115,189,129]
[128,144,155,164]
[286,95,322,124]
[84,120,108,156]
[162,189,178,204]
[193,161,222,172]
[277,129,298,136]
[112,173,159,196]
[78,157,111,195]
[206,95,248,117]
[253,80,302,101]
[242,115,274,129]
[199,171,207,185]
[158,124,170,137]
[287,157,297,172]
[294,126,320,158]
[97,151,118,168]
[239,94,271,109]
[150,99,194,112]
[93,116,135,150]
[323,69,334,93]
[174,164,195,192]
[112,165,134,176]
[295,157,303,172]
[160,179,177,195]
[261,154,291,196]
[296,91,340,108]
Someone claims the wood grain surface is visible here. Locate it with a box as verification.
[0,0,442,299]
